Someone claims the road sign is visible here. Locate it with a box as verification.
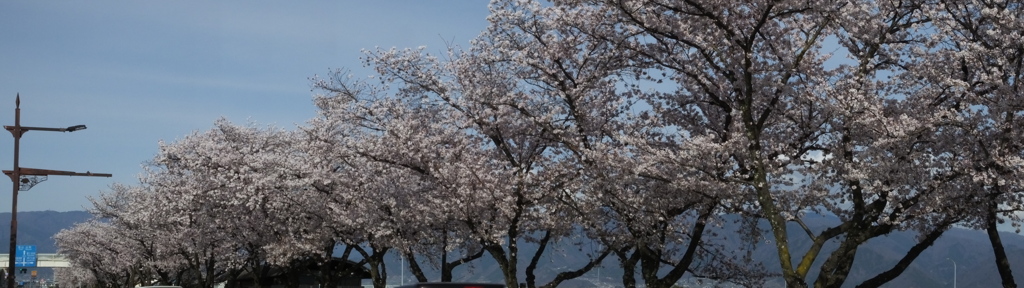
[14,246,35,267]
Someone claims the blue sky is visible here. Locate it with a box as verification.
[0,1,491,212]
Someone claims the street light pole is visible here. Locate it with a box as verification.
[948,258,957,288]
[6,96,20,288]
[4,95,111,288]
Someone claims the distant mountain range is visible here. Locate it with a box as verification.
[747,215,1024,288]
[386,214,1024,288]
[0,210,92,253]
[0,210,92,282]
[5,211,1024,288]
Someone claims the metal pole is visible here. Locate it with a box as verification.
[0,96,108,288]
[948,258,957,288]
[7,96,21,288]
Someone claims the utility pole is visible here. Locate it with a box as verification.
[4,95,111,288]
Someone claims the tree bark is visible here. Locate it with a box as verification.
[856,222,950,288]
[987,202,1017,288]
[538,249,611,288]
[524,231,552,288]
[405,252,429,283]
[441,247,484,282]
[354,245,389,288]
[616,247,640,288]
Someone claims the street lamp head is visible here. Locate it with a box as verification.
[65,125,87,132]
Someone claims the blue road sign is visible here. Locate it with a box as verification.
[15,245,36,267]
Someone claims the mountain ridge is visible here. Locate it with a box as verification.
[0,210,92,253]
[7,210,1024,287]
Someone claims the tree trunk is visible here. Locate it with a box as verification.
[987,202,1017,288]
[484,242,519,288]
[354,245,389,288]
[284,261,301,288]
[856,221,950,288]
[813,232,863,288]
[615,247,639,288]
[405,252,429,283]
[155,268,172,285]
[757,187,805,288]
[441,247,484,282]
[524,231,552,288]
[223,268,242,288]
[318,243,343,288]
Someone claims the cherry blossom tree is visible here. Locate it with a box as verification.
[464,1,758,287]
[793,1,973,286]
[291,105,393,288]
[55,1,1024,288]
[538,0,979,287]
[53,266,96,288]
[55,220,148,288]
[302,78,431,288]
[310,59,604,288]
[140,133,252,288]
[923,1,1024,287]
[63,119,316,288]
[150,119,310,288]
[85,183,190,286]
[57,174,222,288]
